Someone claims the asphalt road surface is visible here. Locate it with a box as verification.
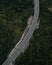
[2,0,39,65]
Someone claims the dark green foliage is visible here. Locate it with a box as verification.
[0,0,34,64]
[14,0,52,65]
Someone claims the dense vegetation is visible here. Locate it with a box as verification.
[0,0,34,64]
[0,0,52,65]
[14,0,52,65]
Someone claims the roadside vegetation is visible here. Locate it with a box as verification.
[14,0,52,65]
[0,0,34,64]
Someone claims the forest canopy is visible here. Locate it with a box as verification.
[0,0,34,64]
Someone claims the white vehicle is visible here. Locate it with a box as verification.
[27,16,33,26]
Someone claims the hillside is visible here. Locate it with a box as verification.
[0,0,34,64]
[14,0,52,65]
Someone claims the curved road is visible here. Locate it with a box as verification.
[2,0,39,65]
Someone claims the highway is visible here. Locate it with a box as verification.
[2,0,39,65]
